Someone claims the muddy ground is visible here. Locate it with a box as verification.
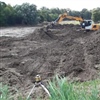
[0,25,100,99]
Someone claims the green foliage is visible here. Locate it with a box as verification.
[48,76,100,100]
[0,84,30,100]
[0,83,9,100]
[92,7,100,22]
[0,1,99,26]
[80,8,92,19]
[0,1,7,26]
[48,76,76,100]
[0,78,100,100]
[0,2,16,26]
[14,3,38,25]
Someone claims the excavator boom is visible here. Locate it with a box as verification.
[55,13,83,23]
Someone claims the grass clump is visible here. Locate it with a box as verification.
[48,76,100,100]
[0,83,11,100]
[0,83,29,100]
[0,77,100,100]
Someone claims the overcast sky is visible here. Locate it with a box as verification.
[1,0,100,11]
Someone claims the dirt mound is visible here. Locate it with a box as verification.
[0,25,100,99]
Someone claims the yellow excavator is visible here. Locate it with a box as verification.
[54,13,100,31]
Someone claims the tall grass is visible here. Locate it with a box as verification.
[0,83,29,100]
[0,77,100,100]
[0,83,10,100]
[48,76,100,100]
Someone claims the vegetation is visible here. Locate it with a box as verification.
[0,76,100,100]
[48,76,100,100]
[0,1,100,26]
[0,83,28,100]
[0,84,10,100]
[92,7,100,22]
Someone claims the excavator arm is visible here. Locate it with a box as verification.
[55,13,83,23]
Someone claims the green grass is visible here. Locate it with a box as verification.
[0,83,29,100]
[48,76,100,100]
[0,84,10,100]
[0,76,100,100]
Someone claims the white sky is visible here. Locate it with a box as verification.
[1,0,100,11]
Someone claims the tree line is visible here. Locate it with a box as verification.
[0,1,100,26]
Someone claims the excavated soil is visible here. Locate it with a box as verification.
[0,24,100,99]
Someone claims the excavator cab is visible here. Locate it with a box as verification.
[81,20,93,30]
[81,20,92,28]
[81,20,100,31]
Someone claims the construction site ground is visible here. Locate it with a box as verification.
[0,24,100,99]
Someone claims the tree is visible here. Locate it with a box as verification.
[1,1,99,26]
[14,3,38,25]
[80,8,92,19]
[92,7,100,22]
[0,1,7,26]
[4,4,15,25]
[0,2,15,26]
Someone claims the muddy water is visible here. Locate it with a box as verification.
[0,27,40,37]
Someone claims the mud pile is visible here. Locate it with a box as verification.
[0,24,100,98]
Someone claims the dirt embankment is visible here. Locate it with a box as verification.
[0,24,100,99]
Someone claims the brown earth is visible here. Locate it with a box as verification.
[0,24,100,99]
